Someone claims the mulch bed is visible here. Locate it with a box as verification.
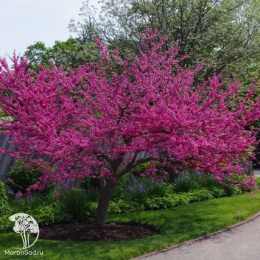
[37,220,159,241]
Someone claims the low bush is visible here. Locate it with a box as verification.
[256,177,260,189]
[223,185,242,196]
[143,194,190,210]
[113,174,174,202]
[114,199,143,213]
[173,171,202,192]
[58,188,89,220]
[85,201,98,217]
[188,189,214,202]
[8,191,56,213]
[208,187,227,198]
[6,160,53,195]
[79,177,100,201]
[200,174,221,188]
[0,172,256,232]
[0,181,10,216]
[108,189,217,214]
[0,216,12,232]
[27,204,71,226]
[107,201,122,215]
[0,202,71,232]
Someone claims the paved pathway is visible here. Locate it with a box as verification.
[254,169,260,176]
[133,212,260,260]
[133,170,260,260]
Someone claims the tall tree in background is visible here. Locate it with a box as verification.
[73,0,260,86]
[24,37,100,70]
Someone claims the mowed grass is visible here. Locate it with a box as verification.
[1,191,260,260]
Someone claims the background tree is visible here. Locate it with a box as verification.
[0,31,259,227]
[24,37,100,70]
[75,0,260,86]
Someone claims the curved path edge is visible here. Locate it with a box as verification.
[132,210,260,259]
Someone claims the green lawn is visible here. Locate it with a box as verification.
[1,191,260,260]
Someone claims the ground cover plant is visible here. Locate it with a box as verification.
[1,190,260,260]
[0,29,260,227]
[0,181,10,216]
[0,173,257,233]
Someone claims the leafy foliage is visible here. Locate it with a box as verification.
[24,38,101,70]
[6,192,70,229]
[113,174,173,202]
[57,188,89,220]
[0,175,257,232]
[2,192,260,259]
[79,177,100,201]
[77,0,260,86]
[256,177,260,189]
[6,160,52,195]
[0,181,10,215]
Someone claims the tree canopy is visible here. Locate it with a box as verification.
[0,30,259,226]
[75,0,260,85]
[24,37,100,70]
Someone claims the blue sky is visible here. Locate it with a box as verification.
[0,0,99,59]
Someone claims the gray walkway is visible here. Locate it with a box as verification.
[254,169,260,176]
[133,170,260,260]
[134,213,260,260]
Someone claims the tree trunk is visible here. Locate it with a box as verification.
[93,179,117,227]
[167,167,178,183]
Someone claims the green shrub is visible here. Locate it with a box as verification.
[0,215,13,232]
[201,174,221,188]
[0,181,10,215]
[28,204,71,226]
[223,185,242,197]
[220,174,252,195]
[0,201,70,232]
[188,189,213,202]
[58,188,89,220]
[174,193,191,205]
[8,192,55,213]
[6,160,52,195]
[208,187,226,198]
[115,199,143,213]
[173,171,245,196]
[143,194,191,210]
[113,174,173,202]
[85,201,98,217]
[154,196,177,208]
[129,162,152,176]
[173,171,202,192]
[143,197,161,210]
[256,177,260,189]
[79,177,101,199]
[145,179,173,197]
[107,201,122,215]
[113,175,148,202]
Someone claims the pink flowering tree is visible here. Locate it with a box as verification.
[0,30,260,227]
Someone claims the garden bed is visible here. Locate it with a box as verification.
[37,221,158,241]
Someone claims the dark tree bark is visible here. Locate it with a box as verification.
[93,178,118,227]
[93,156,153,227]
